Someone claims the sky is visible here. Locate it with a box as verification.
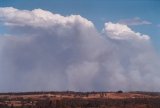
[0,0,160,92]
[0,0,160,51]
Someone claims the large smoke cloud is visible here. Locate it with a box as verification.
[0,7,160,92]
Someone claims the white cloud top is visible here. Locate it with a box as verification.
[0,7,94,28]
[104,22,150,40]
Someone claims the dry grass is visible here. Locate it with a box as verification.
[0,91,160,108]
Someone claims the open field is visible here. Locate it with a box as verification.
[0,91,160,108]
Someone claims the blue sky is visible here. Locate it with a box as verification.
[0,0,160,51]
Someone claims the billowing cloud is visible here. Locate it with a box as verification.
[0,7,93,28]
[103,22,150,40]
[0,7,160,92]
[118,17,151,26]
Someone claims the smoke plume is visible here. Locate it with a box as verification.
[0,7,160,92]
